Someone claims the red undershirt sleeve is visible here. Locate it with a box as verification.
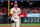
[10,9,13,18]
[10,14,12,18]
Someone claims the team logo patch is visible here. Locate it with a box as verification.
[18,10,19,11]
[17,12,19,13]
[13,11,16,13]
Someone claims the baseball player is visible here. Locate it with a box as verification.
[10,2,21,27]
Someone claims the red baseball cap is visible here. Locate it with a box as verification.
[14,2,18,5]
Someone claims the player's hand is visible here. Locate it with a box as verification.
[11,18,13,21]
[20,20,21,24]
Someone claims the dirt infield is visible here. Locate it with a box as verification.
[0,26,40,27]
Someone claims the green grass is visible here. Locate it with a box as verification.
[20,23,40,26]
[0,24,11,26]
[0,23,40,26]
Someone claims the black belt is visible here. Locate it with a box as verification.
[14,18,18,19]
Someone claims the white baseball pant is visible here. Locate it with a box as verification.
[11,19,20,27]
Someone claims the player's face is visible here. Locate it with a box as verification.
[14,4,18,7]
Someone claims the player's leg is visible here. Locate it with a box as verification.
[11,23,15,27]
[16,19,20,27]
[11,21,15,27]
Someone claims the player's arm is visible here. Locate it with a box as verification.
[19,9,21,23]
[19,16,21,23]
[10,9,13,21]
[10,9,12,18]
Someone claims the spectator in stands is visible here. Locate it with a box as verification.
[31,9,34,13]
[0,9,3,16]
[33,8,38,13]
[26,8,29,13]
[39,7,40,13]
[23,8,26,14]
[2,7,8,16]
[21,8,23,14]
[31,7,39,13]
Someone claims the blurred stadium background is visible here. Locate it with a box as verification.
[0,0,40,24]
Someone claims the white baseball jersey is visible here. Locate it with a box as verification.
[10,7,21,19]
